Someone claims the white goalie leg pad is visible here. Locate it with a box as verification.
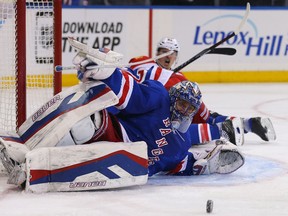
[24,141,148,193]
[193,139,245,175]
[18,81,118,150]
[57,112,102,146]
[70,114,99,145]
[56,132,76,147]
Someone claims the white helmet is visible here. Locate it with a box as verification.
[156,37,180,52]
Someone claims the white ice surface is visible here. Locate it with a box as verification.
[0,83,288,216]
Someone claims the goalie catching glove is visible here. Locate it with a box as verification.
[192,139,245,175]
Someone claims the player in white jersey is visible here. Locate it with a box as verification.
[128,37,276,144]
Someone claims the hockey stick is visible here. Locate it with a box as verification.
[173,2,250,73]
[55,48,235,72]
[55,46,174,72]
[207,47,236,55]
[56,39,236,72]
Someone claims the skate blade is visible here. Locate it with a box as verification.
[261,118,276,141]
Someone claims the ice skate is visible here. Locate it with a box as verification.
[0,142,26,186]
[0,143,15,174]
[251,117,276,141]
[220,118,244,146]
[232,117,245,145]
[6,163,26,186]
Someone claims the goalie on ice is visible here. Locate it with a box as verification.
[0,44,244,192]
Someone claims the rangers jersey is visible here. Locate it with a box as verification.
[101,68,221,176]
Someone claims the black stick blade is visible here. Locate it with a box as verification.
[208,48,237,55]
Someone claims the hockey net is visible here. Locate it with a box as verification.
[0,0,62,133]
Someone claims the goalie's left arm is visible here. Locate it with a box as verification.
[166,140,245,176]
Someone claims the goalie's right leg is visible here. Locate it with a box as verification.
[18,81,119,149]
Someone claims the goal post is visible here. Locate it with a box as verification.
[0,0,62,132]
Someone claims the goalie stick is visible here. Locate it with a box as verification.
[173,2,250,73]
[55,41,236,72]
[55,51,174,72]
[55,37,174,72]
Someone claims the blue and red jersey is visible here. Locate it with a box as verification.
[100,68,220,176]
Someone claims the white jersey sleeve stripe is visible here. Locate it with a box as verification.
[149,67,173,86]
[116,71,134,110]
[198,123,212,143]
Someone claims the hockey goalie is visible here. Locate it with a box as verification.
[0,41,245,193]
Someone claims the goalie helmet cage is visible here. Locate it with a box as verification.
[0,0,62,132]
